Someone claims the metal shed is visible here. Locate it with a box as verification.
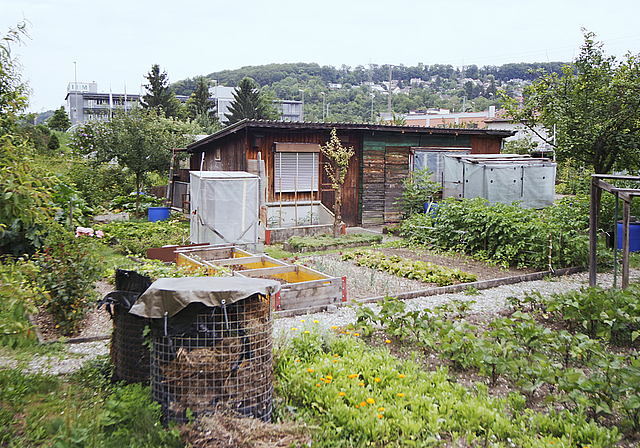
[442,154,557,208]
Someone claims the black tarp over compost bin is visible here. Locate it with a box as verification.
[99,269,152,384]
[129,277,281,424]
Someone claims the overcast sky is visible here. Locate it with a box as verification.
[5,0,640,113]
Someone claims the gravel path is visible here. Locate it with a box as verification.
[2,269,637,376]
[273,269,640,339]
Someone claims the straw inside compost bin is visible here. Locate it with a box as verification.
[130,277,281,425]
[151,295,273,423]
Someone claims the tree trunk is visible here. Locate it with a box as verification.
[135,173,141,219]
[333,167,342,238]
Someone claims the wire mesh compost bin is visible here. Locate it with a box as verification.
[129,277,281,424]
[99,269,153,384]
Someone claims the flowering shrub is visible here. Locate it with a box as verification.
[75,226,103,239]
[34,224,103,335]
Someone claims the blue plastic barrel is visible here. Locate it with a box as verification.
[617,222,640,252]
[148,206,170,222]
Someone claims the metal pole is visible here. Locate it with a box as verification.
[321,92,325,121]
[388,65,393,115]
[73,62,79,125]
[614,192,619,289]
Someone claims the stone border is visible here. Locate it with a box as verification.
[274,266,585,317]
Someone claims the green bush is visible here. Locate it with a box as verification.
[96,219,189,257]
[395,168,442,218]
[0,258,41,347]
[66,161,135,208]
[33,223,103,335]
[400,197,590,269]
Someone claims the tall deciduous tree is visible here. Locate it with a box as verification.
[0,22,29,135]
[504,30,640,174]
[78,109,199,217]
[47,106,71,131]
[320,128,355,238]
[141,64,183,119]
[224,77,278,124]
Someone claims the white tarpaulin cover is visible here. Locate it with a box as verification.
[129,277,281,318]
[443,154,556,208]
[190,171,259,246]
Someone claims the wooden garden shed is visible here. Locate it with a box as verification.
[186,120,514,226]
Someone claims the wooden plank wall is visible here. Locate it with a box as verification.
[362,142,385,225]
[384,146,409,222]
[361,132,496,225]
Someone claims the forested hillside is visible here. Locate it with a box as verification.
[172,61,567,123]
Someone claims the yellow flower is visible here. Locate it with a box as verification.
[348,374,358,379]
[301,319,305,322]
[378,407,385,412]
[291,327,298,331]
[355,405,359,408]
[313,320,319,323]
[385,339,391,344]
[397,393,405,398]
[320,377,326,382]
[339,392,345,396]
[304,330,310,334]
[346,331,351,335]
[295,359,300,362]
[333,354,339,357]
[366,398,375,405]
[360,401,367,407]
[377,413,384,419]
[354,333,360,337]
[374,377,381,383]
[359,382,365,387]
[333,360,338,363]
[326,375,333,380]
[316,383,321,387]
[398,374,405,379]
[331,326,338,329]
[325,379,331,384]
[307,368,314,373]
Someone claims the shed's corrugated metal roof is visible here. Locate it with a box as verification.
[187,119,515,152]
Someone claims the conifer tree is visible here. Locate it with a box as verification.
[224,77,278,124]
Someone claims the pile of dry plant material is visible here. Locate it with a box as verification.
[157,295,273,421]
[180,407,312,448]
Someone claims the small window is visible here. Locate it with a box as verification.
[275,152,319,192]
[214,147,221,161]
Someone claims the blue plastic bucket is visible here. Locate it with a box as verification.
[424,202,439,218]
[148,206,170,222]
[617,222,640,252]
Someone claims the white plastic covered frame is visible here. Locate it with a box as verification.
[443,154,556,208]
[190,171,259,248]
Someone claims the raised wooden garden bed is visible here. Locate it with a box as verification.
[175,245,346,312]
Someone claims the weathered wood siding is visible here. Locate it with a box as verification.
[360,132,498,225]
[193,129,361,227]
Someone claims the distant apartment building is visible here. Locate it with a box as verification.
[208,85,303,123]
[65,82,140,125]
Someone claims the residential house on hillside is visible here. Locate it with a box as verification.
[186,120,514,226]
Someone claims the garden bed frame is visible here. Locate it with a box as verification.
[174,245,346,312]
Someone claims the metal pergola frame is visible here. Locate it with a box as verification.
[589,174,640,289]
